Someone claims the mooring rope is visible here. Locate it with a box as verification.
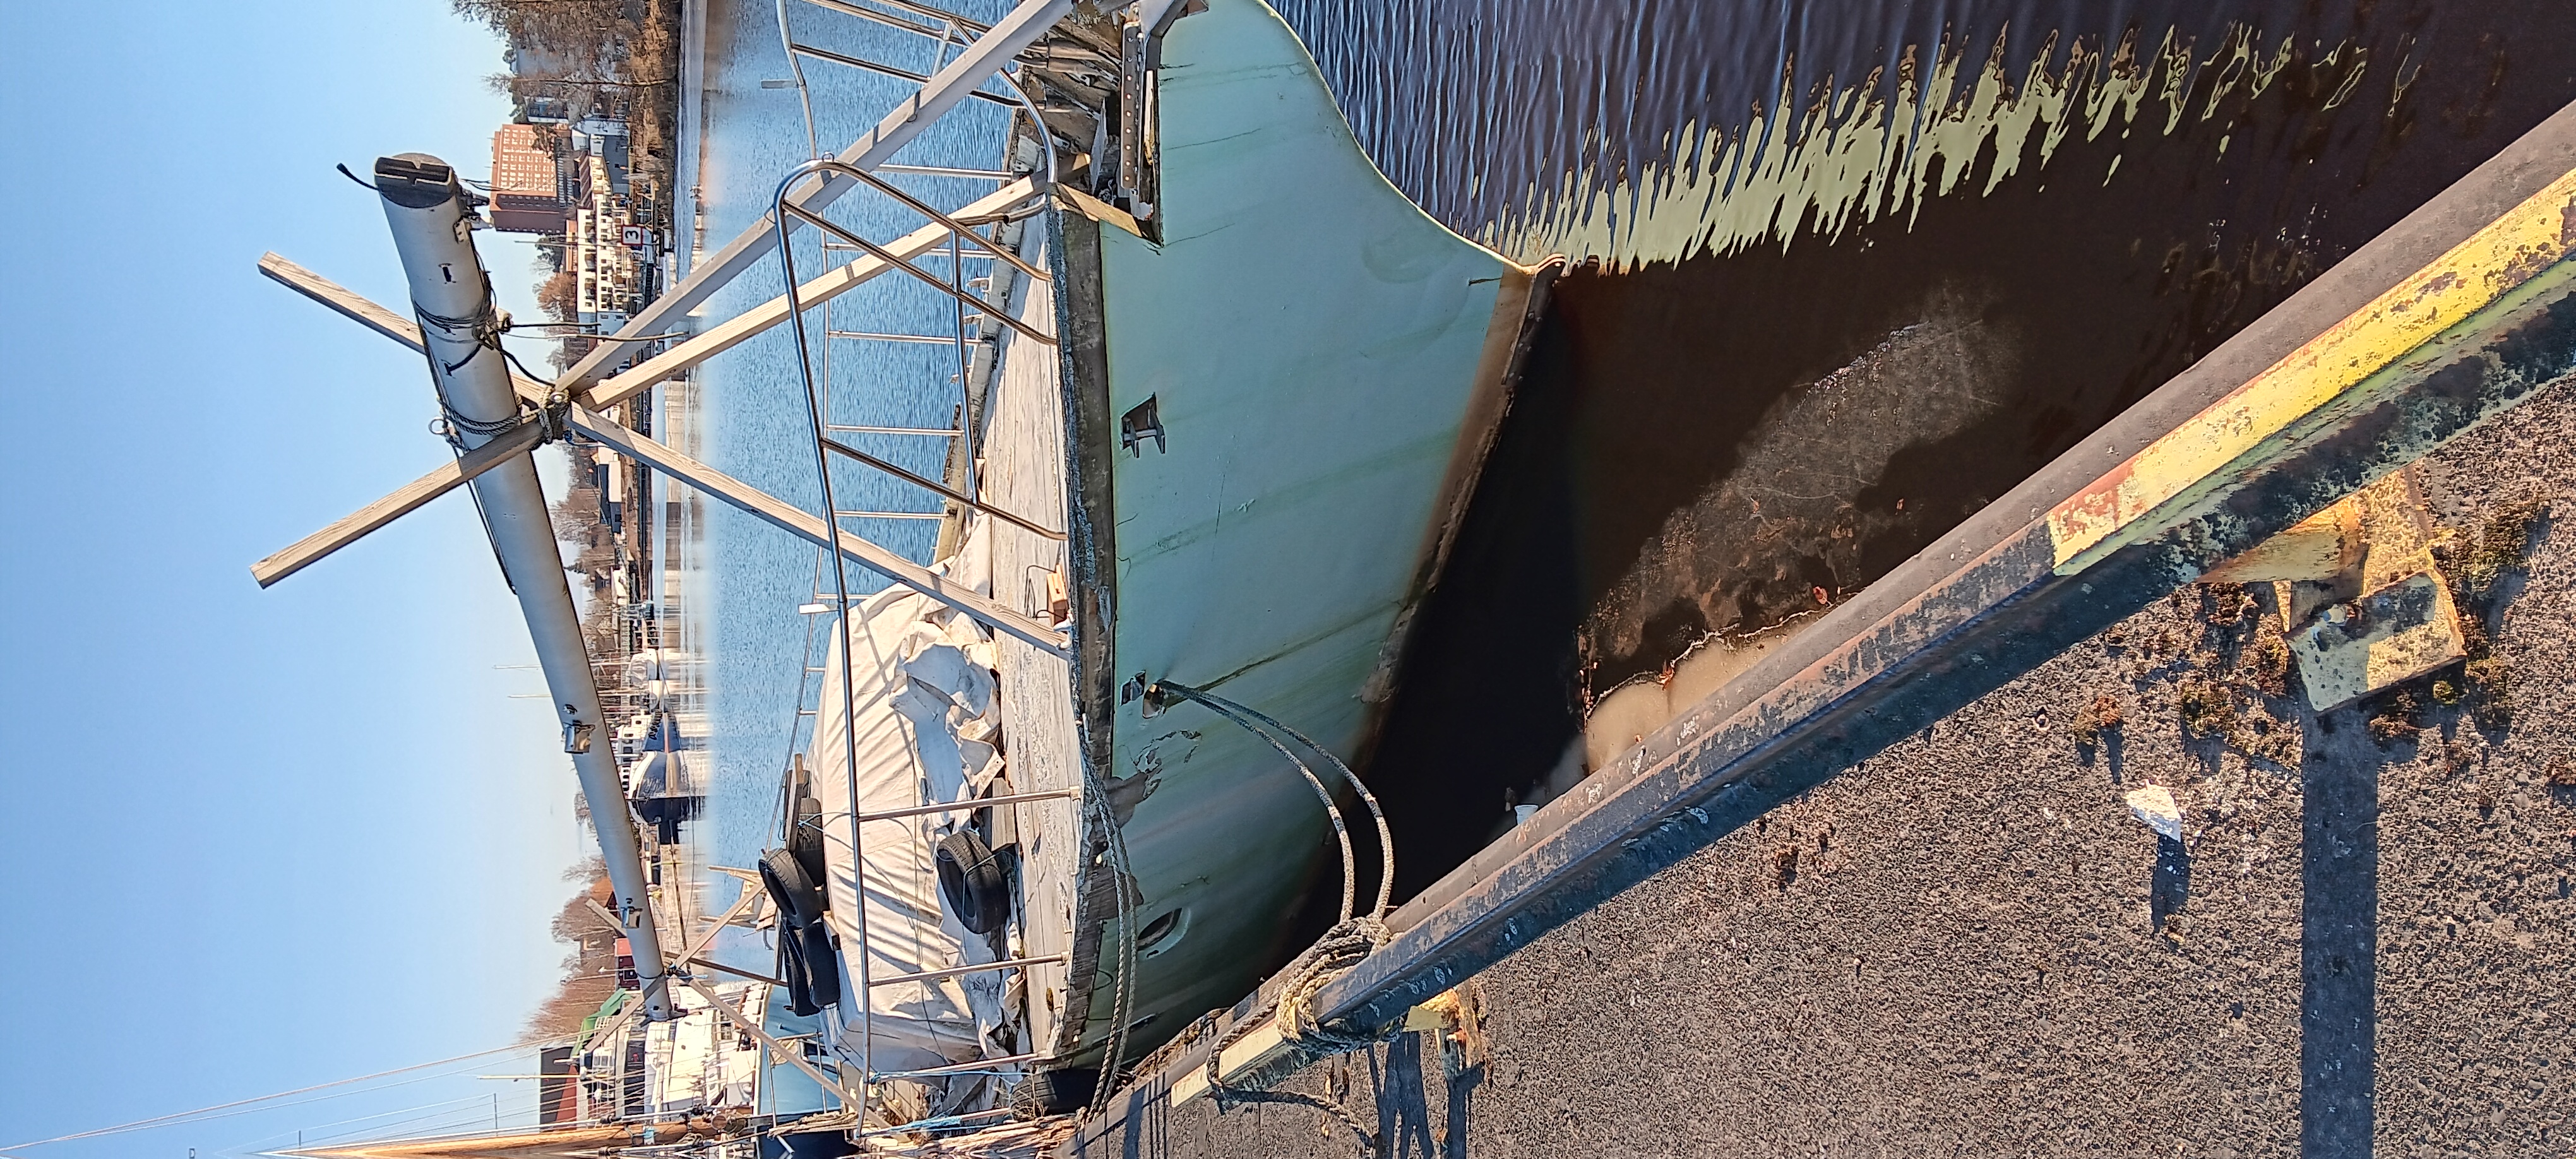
[1135,680,1401,1156]
[1084,761,1142,1116]
[1196,915,1392,1156]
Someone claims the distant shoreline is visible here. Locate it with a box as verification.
[671,0,711,279]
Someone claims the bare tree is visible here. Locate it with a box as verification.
[489,69,675,123]
[453,0,633,56]
[537,270,581,320]
[523,867,625,1041]
[457,0,655,121]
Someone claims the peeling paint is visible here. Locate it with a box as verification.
[2049,169,2576,571]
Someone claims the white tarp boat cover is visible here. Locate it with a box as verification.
[806,525,1017,1087]
[643,980,764,1114]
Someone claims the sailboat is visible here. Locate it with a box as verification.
[738,0,1553,1125]
[256,0,1544,1149]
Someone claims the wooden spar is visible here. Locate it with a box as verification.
[686,956,788,986]
[580,881,766,1023]
[258,253,432,353]
[249,419,543,587]
[567,405,1071,657]
[252,258,1071,657]
[278,1120,727,1158]
[676,880,765,965]
[256,253,550,408]
[580,177,1041,413]
[676,977,858,1105]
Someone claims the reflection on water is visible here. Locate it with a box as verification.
[1582,290,2013,669]
[693,0,2576,910]
[1275,0,2541,270]
[1274,0,2576,898]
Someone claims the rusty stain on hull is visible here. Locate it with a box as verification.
[1042,0,1558,1069]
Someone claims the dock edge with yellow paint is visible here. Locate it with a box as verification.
[2048,168,2576,573]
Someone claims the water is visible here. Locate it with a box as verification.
[683,0,2576,909]
[1274,0,2571,271]
[1265,0,2576,897]
[686,0,1023,901]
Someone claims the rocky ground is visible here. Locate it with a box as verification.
[1073,378,2576,1157]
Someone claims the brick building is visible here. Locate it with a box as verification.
[488,123,572,235]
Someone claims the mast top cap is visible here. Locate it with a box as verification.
[373,153,458,210]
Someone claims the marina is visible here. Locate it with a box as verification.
[8,0,2576,1155]
[244,0,2576,1152]
[244,0,1560,1144]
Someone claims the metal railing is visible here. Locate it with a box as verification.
[251,0,1107,1146]
[774,156,1063,561]
[754,3,1088,1138]
[777,0,1061,189]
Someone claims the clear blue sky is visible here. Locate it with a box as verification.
[1,1,601,1152]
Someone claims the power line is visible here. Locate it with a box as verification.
[305,1103,514,1153]
[25,1055,522,1153]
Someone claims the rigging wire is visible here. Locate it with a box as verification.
[1147,681,1393,919]
[496,343,562,393]
[408,247,552,595]
[516,326,693,344]
[296,1099,510,1148]
[218,1093,489,1155]
[1146,682,1363,924]
[415,300,512,381]
[1139,682,1400,1155]
[4,1041,554,1149]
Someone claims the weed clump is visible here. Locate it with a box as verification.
[2177,677,2239,742]
[2072,693,2125,749]
[2166,662,2299,763]
[2459,497,2551,599]
[2370,687,2427,743]
[2464,657,2514,731]
[2246,626,2293,699]
[1772,845,1800,890]
[2427,495,2551,734]
[2203,581,2258,627]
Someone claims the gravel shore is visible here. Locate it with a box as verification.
[1079,377,2576,1158]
